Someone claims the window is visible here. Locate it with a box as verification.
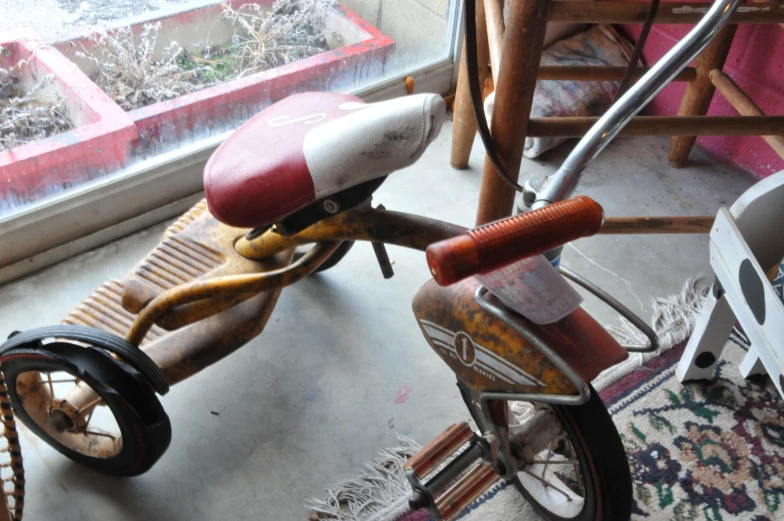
[0,0,460,282]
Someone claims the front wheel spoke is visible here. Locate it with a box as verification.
[541,444,556,481]
[523,469,574,502]
[531,459,579,465]
[566,442,585,496]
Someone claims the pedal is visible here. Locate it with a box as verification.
[405,422,500,520]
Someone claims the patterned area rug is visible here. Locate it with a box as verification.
[604,338,784,521]
[310,337,784,521]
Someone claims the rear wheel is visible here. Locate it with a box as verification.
[459,381,631,521]
[3,343,171,476]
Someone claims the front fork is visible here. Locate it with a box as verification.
[404,395,562,520]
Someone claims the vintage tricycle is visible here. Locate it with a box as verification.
[0,0,740,518]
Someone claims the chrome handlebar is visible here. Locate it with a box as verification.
[531,0,742,209]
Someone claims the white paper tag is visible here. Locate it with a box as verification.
[476,255,582,325]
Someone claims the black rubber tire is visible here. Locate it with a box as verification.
[3,343,171,476]
[294,241,355,273]
[2,325,169,394]
[458,381,632,521]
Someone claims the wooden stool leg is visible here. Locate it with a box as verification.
[484,0,505,82]
[450,0,490,170]
[475,0,552,225]
[676,289,736,382]
[668,25,738,168]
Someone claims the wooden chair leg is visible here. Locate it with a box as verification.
[475,0,552,225]
[484,0,505,83]
[667,24,738,168]
[450,0,490,170]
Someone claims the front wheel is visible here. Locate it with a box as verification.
[459,382,631,521]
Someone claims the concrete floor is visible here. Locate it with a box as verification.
[0,123,755,520]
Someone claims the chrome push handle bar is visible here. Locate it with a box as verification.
[531,0,742,209]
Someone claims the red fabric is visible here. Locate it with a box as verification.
[204,92,361,228]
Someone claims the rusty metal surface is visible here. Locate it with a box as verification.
[63,280,167,346]
[412,278,628,395]
[124,242,340,346]
[140,272,290,384]
[121,199,263,315]
[235,207,467,260]
[160,199,209,241]
[60,199,292,386]
[59,196,418,401]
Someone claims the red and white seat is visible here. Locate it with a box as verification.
[204,92,446,229]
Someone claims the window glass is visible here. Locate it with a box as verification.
[0,0,456,218]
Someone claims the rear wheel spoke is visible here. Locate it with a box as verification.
[45,373,54,396]
[84,430,117,441]
[76,397,103,414]
[16,369,121,457]
[83,409,95,430]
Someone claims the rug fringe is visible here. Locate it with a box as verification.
[307,436,421,521]
[593,276,710,391]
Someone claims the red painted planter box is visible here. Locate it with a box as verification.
[0,28,137,209]
[58,1,394,155]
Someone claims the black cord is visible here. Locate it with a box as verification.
[464,0,659,191]
[612,0,661,103]
[463,0,524,193]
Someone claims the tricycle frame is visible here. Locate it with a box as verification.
[126,206,467,350]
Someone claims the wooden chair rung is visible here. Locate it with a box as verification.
[528,115,784,137]
[549,1,784,24]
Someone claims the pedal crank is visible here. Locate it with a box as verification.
[405,422,500,520]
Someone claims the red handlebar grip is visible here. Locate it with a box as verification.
[426,196,604,286]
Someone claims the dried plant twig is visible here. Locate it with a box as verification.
[0,57,73,152]
[79,1,337,111]
[217,0,336,79]
[76,23,212,110]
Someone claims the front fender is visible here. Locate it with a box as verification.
[412,278,628,395]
